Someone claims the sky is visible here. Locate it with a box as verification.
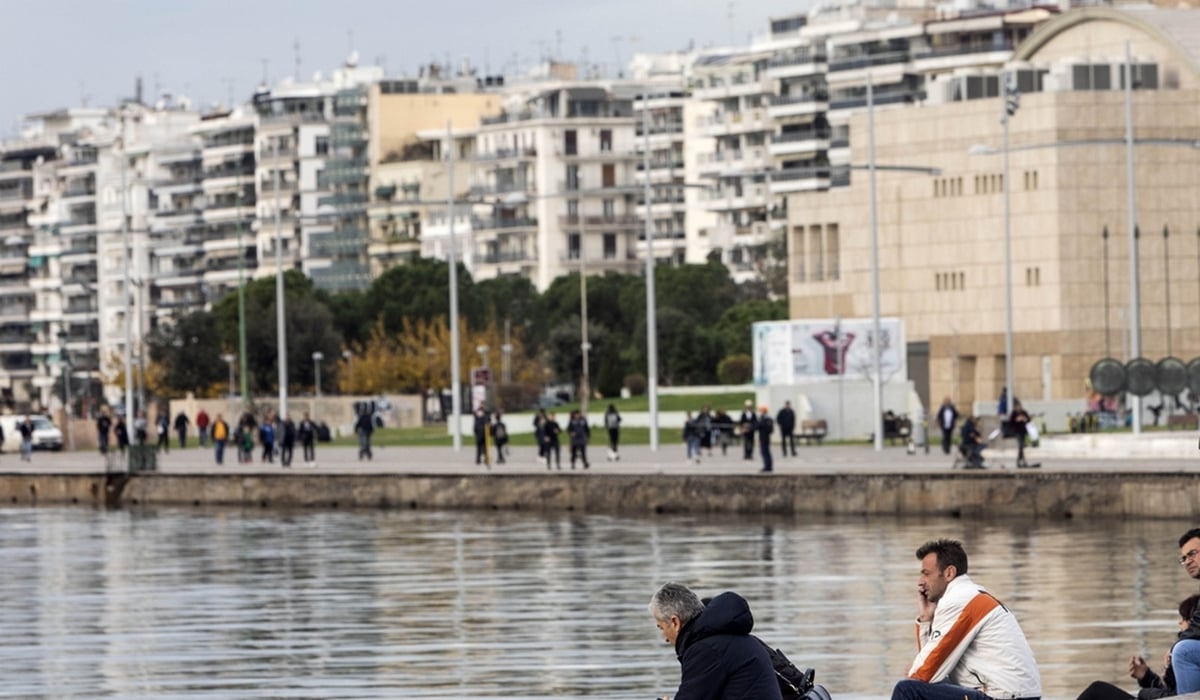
[1,0,808,138]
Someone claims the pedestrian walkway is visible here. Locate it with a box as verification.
[5,434,1197,476]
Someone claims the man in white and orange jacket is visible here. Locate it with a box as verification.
[892,538,1042,700]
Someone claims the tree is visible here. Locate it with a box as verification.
[144,311,226,397]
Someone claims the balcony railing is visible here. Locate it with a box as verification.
[481,250,537,264]
[559,215,641,228]
[474,216,537,230]
[828,50,912,72]
[768,92,829,107]
[829,90,921,110]
[914,40,1016,61]
[767,51,828,69]
[773,129,832,143]
[477,147,537,161]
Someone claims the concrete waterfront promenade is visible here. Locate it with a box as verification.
[1,434,1197,518]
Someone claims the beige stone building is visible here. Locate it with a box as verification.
[784,6,1200,412]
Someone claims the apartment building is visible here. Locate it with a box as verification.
[455,82,645,290]
[782,5,1200,410]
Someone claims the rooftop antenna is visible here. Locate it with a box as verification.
[728,1,736,47]
[79,81,90,107]
[611,36,624,78]
[294,37,301,80]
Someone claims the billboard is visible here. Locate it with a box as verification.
[752,318,906,385]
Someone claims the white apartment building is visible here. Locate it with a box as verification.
[449,82,646,291]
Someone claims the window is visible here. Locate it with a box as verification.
[566,165,580,191]
[793,227,806,282]
[315,136,329,156]
[809,225,823,281]
[568,233,581,259]
[602,164,616,188]
[603,233,617,259]
[603,199,615,218]
[599,129,612,152]
[826,224,840,280]
[564,130,577,156]
[567,200,579,217]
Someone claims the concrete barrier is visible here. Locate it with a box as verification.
[5,471,1200,519]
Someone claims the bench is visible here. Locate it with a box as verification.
[1168,414,1199,431]
[798,419,827,445]
[882,415,912,445]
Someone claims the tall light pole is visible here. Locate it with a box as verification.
[446,120,463,450]
[642,93,660,450]
[1123,41,1143,435]
[236,179,249,407]
[867,72,883,452]
[273,137,289,420]
[578,223,591,415]
[342,349,353,390]
[119,118,134,421]
[312,351,323,423]
[1001,69,1016,423]
[58,330,75,451]
[222,353,236,403]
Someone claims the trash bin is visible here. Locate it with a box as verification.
[128,444,158,472]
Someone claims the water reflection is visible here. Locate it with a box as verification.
[0,508,1192,699]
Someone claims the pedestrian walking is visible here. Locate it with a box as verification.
[604,403,621,461]
[279,415,296,467]
[196,408,210,447]
[491,412,508,464]
[533,409,548,466]
[155,411,169,453]
[473,405,491,467]
[776,401,796,457]
[542,412,562,470]
[355,406,374,460]
[18,416,34,462]
[738,400,757,461]
[936,397,958,456]
[756,405,775,473]
[96,410,112,456]
[683,411,702,464]
[259,414,276,463]
[211,413,229,465]
[174,411,190,449]
[133,411,148,445]
[298,412,317,466]
[567,410,590,469]
[115,416,129,455]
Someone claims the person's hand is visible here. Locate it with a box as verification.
[1130,655,1150,680]
[1165,650,1173,669]
[917,588,937,622]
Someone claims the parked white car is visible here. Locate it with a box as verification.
[0,414,64,453]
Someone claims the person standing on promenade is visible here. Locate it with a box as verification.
[567,410,590,469]
[259,412,276,463]
[776,401,797,457]
[683,411,702,464]
[174,410,190,449]
[533,409,548,466]
[649,582,781,700]
[936,397,959,456]
[998,387,1009,416]
[713,408,734,456]
[211,413,229,465]
[491,412,508,465]
[96,409,112,456]
[155,410,170,453]
[1170,528,1200,693]
[542,411,562,470]
[279,414,296,467]
[298,412,316,467]
[133,410,148,445]
[738,400,757,461]
[756,405,774,473]
[1008,399,1032,468]
[18,416,34,461]
[891,538,1042,700]
[195,408,209,447]
[355,405,374,461]
[473,404,490,467]
[604,403,621,461]
[115,416,129,456]
[698,406,714,457]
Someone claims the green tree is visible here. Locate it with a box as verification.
[145,310,226,397]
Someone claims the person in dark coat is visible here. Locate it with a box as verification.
[473,405,491,466]
[533,409,548,465]
[649,583,781,700]
[491,412,508,464]
[936,397,959,455]
[738,401,757,461]
[297,412,317,467]
[542,412,562,471]
[776,401,796,457]
[567,409,590,469]
[354,406,374,461]
[757,405,775,473]
[279,415,296,467]
[173,411,190,449]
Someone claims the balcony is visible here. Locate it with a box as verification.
[634,121,683,137]
[767,92,829,120]
[828,89,922,111]
[473,216,537,231]
[477,147,538,162]
[468,181,533,198]
[480,112,539,126]
[766,51,828,80]
[480,250,537,264]
[828,49,912,73]
[690,75,767,101]
[697,110,770,137]
[559,214,642,229]
[768,165,836,194]
[769,129,832,158]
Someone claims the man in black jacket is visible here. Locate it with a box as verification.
[776,401,797,457]
[650,582,781,700]
[1172,528,1200,694]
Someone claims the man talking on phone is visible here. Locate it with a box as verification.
[892,539,1042,700]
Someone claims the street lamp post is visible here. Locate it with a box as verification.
[867,72,883,452]
[312,351,324,422]
[1123,41,1143,434]
[58,331,75,451]
[642,93,660,450]
[273,138,289,421]
[119,118,134,421]
[446,120,463,451]
[1001,69,1016,425]
[342,349,353,388]
[222,353,236,402]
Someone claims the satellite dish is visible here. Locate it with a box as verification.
[1089,357,1126,395]
[1188,357,1200,396]
[1156,357,1187,395]
[1125,358,1156,397]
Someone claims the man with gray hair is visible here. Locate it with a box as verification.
[649,582,781,700]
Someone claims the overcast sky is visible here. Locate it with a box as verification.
[1,0,808,138]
